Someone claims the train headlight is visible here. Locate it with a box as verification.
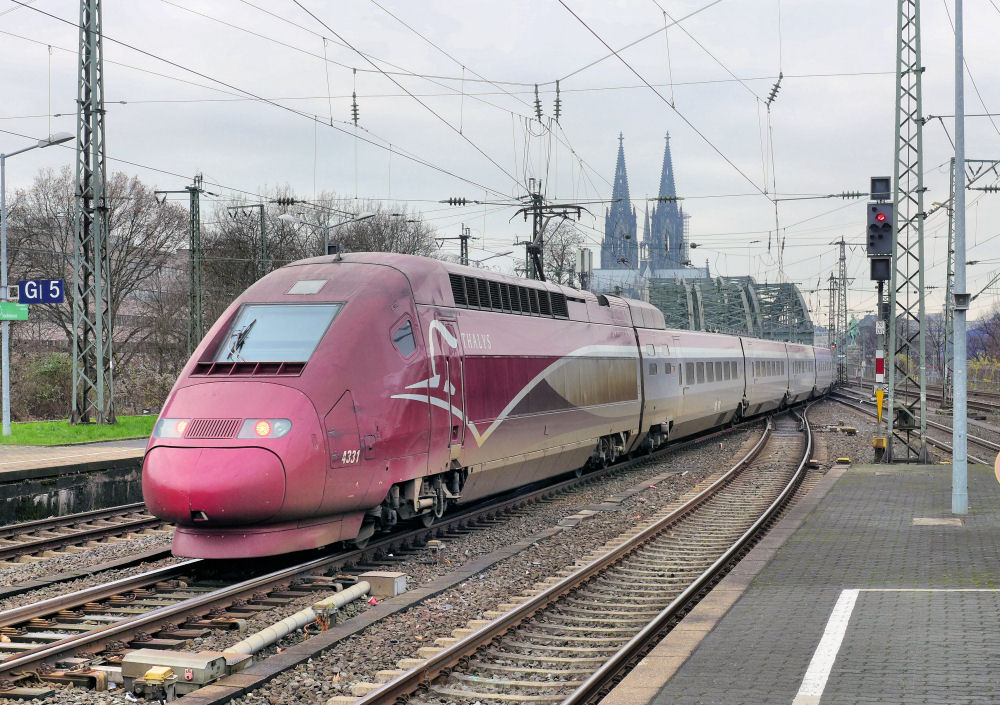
[238,418,292,439]
[152,418,191,438]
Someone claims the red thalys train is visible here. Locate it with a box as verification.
[143,253,834,558]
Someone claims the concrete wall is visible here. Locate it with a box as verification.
[0,459,143,524]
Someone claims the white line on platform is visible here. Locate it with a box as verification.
[792,589,859,705]
[859,588,1000,592]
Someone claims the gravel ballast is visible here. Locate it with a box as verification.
[7,404,872,705]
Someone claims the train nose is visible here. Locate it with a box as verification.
[143,446,285,525]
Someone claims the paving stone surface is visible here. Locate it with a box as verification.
[0,438,145,474]
[650,463,1000,705]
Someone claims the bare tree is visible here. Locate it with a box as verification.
[7,168,187,358]
[542,219,585,285]
[200,191,438,325]
[5,167,188,416]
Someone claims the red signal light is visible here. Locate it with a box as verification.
[254,420,272,437]
[876,212,886,223]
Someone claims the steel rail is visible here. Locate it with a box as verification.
[0,502,147,539]
[561,405,813,705]
[0,417,763,673]
[846,380,999,413]
[0,410,769,631]
[0,560,201,629]
[0,404,801,678]
[829,392,992,464]
[0,517,165,563]
[353,415,784,705]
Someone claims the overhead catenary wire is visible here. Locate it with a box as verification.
[290,0,526,194]
[6,0,515,201]
[556,0,771,201]
[555,0,729,83]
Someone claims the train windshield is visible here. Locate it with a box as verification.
[214,303,342,362]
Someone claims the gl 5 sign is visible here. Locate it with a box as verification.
[18,279,65,304]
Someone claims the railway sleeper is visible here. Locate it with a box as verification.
[540,613,652,625]
[557,603,662,617]
[468,660,594,677]
[516,632,629,644]
[496,640,622,654]
[429,685,565,702]
[451,673,585,688]
[565,590,674,604]
[481,649,608,664]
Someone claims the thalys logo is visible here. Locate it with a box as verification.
[391,320,492,445]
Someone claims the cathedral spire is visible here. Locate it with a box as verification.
[658,132,677,204]
[613,132,631,206]
[646,132,686,271]
[602,133,638,269]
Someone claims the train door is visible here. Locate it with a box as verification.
[675,335,690,422]
[443,321,465,450]
[428,319,464,455]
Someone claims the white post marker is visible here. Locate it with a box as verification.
[792,589,860,705]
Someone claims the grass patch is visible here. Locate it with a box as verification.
[0,415,156,446]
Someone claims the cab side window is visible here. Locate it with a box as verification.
[392,320,417,357]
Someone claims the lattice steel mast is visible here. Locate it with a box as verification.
[71,0,114,424]
[886,0,928,461]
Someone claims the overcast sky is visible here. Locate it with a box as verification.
[2,0,999,322]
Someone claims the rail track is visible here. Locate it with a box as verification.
[847,380,1000,415]
[354,407,813,705]
[0,412,782,695]
[0,503,168,565]
[830,390,997,464]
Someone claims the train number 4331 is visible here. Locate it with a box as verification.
[341,449,361,464]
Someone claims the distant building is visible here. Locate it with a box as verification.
[592,133,705,298]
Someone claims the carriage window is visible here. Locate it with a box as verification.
[664,363,673,374]
[392,320,417,357]
[649,363,657,375]
[724,362,731,381]
[696,362,705,383]
[715,361,723,380]
[686,362,694,383]
[707,363,715,383]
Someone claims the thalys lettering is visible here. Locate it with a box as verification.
[141,253,834,559]
[460,332,492,350]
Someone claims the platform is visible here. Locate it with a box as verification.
[0,439,145,479]
[602,463,1000,705]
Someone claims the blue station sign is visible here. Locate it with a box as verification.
[18,279,65,304]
